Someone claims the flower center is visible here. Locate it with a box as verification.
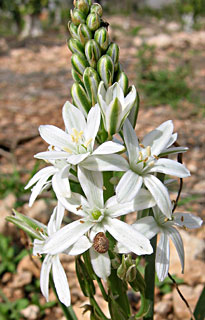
[91,209,102,220]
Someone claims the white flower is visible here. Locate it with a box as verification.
[33,202,92,305]
[34,101,127,172]
[39,168,156,281]
[25,160,72,207]
[98,81,137,136]
[116,206,203,282]
[116,119,190,218]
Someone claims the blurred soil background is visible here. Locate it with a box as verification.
[0,0,204,319]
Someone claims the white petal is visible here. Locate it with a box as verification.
[81,154,129,171]
[173,212,203,229]
[104,218,153,255]
[149,159,190,178]
[25,166,57,189]
[55,201,65,231]
[132,216,160,240]
[62,101,86,133]
[40,254,52,302]
[116,170,143,203]
[166,133,177,148]
[123,119,139,163]
[144,175,172,219]
[52,170,71,199]
[84,104,101,150]
[89,247,111,281]
[35,151,71,160]
[78,166,104,209]
[66,153,90,165]
[43,220,93,255]
[29,175,51,207]
[133,189,156,211]
[159,146,188,157]
[115,242,131,254]
[156,232,170,282]
[47,206,57,235]
[58,193,88,216]
[64,236,92,255]
[39,125,74,150]
[93,141,125,155]
[166,226,184,273]
[142,120,173,156]
[52,255,71,306]
[124,85,136,110]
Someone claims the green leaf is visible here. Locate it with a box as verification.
[193,286,205,320]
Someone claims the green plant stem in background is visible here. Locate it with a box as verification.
[90,296,110,320]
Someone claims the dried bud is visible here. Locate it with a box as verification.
[78,23,93,46]
[94,27,109,51]
[97,54,114,87]
[71,53,89,76]
[85,39,101,69]
[70,8,86,26]
[67,38,85,57]
[68,21,79,39]
[115,70,129,95]
[86,12,101,31]
[76,0,90,15]
[125,264,137,282]
[71,82,91,116]
[83,67,100,105]
[93,232,109,253]
[106,43,119,72]
[90,3,103,17]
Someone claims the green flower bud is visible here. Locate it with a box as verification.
[128,90,139,128]
[70,8,86,26]
[71,82,91,115]
[125,264,137,282]
[83,67,100,105]
[71,68,83,86]
[117,255,127,280]
[78,23,93,46]
[90,3,103,17]
[94,27,109,51]
[129,268,146,293]
[106,42,119,72]
[86,12,101,31]
[71,53,89,76]
[68,21,79,39]
[97,54,114,87]
[75,257,95,297]
[67,38,85,57]
[76,0,90,15]
[85,39,101,69]
[115,70,129,95]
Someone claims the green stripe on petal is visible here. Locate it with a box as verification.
[83,67,100,105]
[107,97,122,136]
[71,82,91,116]
[71,53,89,76]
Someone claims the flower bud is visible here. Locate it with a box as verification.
[71,68,83,86]
[128,90,139,128]
[75,257,95,297]
[125,264,137,282]
[94,27,109,51]
[85,39,101,69]
[68,21,79,39]
[106,43,119,72]
[71,82,91,116]
[97,54,114,87]
[70,8,86,26]
[67,38,85,57]
[71,53,89,76]
[90,3,103,17]
[86,12,101,31]
[129,268,146,293]
[76,0,90,15]
[83,67,100,105]
[115,70,129,95]
[117,255,127,280]
[77,23,93,46]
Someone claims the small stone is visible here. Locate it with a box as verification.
[0,194,16,233]
[147,34,172,48]
[166,22,180,32]
[155,300,172,316]
[17,255,41,278]
[10,271,32,288]
[21,304,39,319]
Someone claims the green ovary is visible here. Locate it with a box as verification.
[92,209,102,220]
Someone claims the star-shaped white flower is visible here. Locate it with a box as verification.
[34,101,127,171]
[116,119,190,218]
[116,206,203,282]
[38,168,156,281]
[98,81,137,136]
[33,202,92,305]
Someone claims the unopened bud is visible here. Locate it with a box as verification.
[115,70,129,95]
[86,12,101,31]
[91,3,103,16]
[68,21,79,39]
[78,23,93,46]
[83,67,100,105]
[71,68,83,86]
[125,264,137,282]
[94,27,109,51]
[128,90,139,128]
[67,38,84,57]
[71,82,91,116]
[70,8,86,26]
[117,255,127,280]
[76,0,90,15]
[106,43,119,72]
[71,53,89,76]
[97,54,114,87]
[85,39,101,69]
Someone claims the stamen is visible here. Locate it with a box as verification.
[143,157,148,163]
[148,161,155,167]
[146,146,151,157]
[103,186,106,190]
[139,143,145,148]
[63,147,72,154]
[80,220,85,223]
[154,155,159,160]
[72,128,83,143]
[84,138,92,148]
[76,205,82,211]
[139,151,143,161]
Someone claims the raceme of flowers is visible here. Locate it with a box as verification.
[26,81,202,306]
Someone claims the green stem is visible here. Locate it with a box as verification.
[95,277,108,301]
[50,277,77,320]
[90,296,110,320]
